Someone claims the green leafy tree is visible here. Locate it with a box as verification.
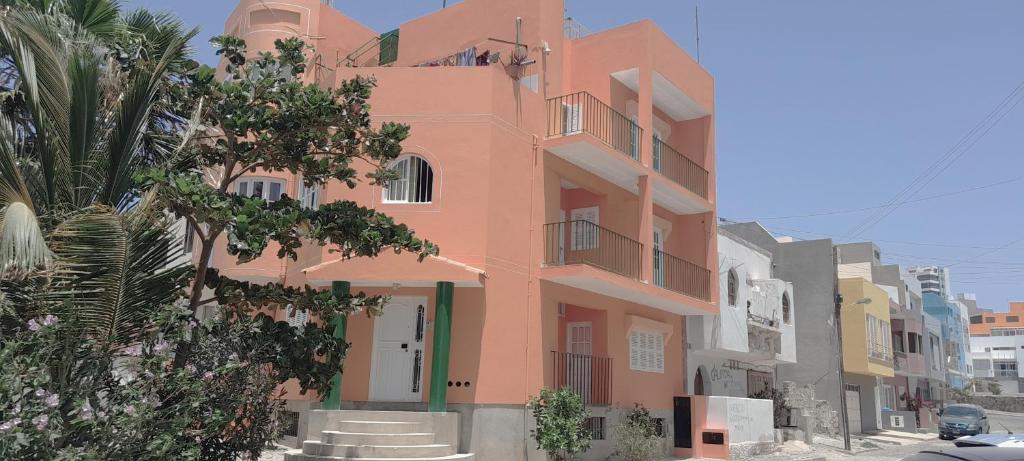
[139,35,436,392]
[528,387,592,461]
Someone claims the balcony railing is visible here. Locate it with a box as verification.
[547,92,643,161]
[552,351,612,405]
[653,249,711,301]
[652,136,709,199]
[747,312,781,330]
[997,369,1018,378]
[869,345,893,363]
[563,17,593,39]
[544,220,642,280]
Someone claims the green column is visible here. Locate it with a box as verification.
[429,281,455,412]
[322,281,350,410]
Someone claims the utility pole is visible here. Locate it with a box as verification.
[834,245,852,451]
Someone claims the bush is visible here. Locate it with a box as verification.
[528,387,591,461]
[750,387,790,428]
[614,404,663,461]
[987,381,1003,395]
[0,307,283,460]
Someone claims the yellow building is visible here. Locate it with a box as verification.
[839,277,895,434]
[841,277,896,377]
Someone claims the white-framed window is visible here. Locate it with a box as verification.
[237,177,286,202]
[285,305,308,330]
[383,155,434,203]
[882,384,896,410]
[297,176,320,209]
[628,329,664,373]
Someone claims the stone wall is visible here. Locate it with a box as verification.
[959,395,1024,413]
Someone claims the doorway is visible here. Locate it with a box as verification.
[369,297,427,402]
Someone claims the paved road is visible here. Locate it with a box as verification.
[986,410,1024,434]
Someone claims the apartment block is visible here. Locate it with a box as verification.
[218,0,719,459]
[924,294,973,390]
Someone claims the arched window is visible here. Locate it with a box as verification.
[782,292,791,324]
[727,269,738,307]
[383,155,434,203]
[694,367,707,395]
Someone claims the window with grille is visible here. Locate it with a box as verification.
[584,417,605,440]
[727,269,738,307]
[383,155,434,203]
[237,177,286,202]
[285,305,308,330]
[629,330,665,373]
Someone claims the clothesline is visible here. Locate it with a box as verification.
[416,46,500,67]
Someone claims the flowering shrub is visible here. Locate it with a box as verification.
[614,404,664,461]
[0,307,281,460]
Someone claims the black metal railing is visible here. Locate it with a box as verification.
[552,351,612,406]
[653,249,711,301]
[547,92,643,161]
[652,136,708,199]
[544,220,643,280]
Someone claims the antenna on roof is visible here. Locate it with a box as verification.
[695,3,701,63]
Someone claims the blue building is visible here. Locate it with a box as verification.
[923,293,971,389]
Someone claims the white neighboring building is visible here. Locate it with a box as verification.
[686,229,796,398]
[908,266,953,299]
[971,335,1024,394]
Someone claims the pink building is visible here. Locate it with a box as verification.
[218,0,720,458]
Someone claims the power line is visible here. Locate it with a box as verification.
[753,176,1021,220]
[843,78,1024,239]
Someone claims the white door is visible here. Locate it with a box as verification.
[630,116,640,160]
[562,102,582,134]
[653,227,665,287]
[566,322,593,403]
[570,207,599,250]
[369,297,427,402]
[846,389,863,434]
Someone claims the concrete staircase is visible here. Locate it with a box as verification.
[285,410,474,461]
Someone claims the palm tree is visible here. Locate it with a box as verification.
[0,2,197,345]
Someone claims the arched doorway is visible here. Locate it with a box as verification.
[694,367,707,395]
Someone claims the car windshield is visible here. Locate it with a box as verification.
[944,406,980,417]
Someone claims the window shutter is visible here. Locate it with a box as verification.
[629,332,640,370]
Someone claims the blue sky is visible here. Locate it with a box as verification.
[127,0,1024,310]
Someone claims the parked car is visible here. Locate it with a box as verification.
[939,404,991,440]
[902,447,1024,461]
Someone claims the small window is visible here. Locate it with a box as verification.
[782,292,791,324]
[584,417,605,440]
[1009,316,1020,323]
[628,330,665,373]
[297,176,320,209]
[970,315,983,324]
[383,155,434,203]
[285,305,308,330]
[237,177,286,201]
[727,269,738,307]
[986,317,996,324]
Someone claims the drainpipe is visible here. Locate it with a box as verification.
[833,246,852,451]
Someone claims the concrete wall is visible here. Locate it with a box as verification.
[688,355,750,398]
[705,396,775,444]
[880,410,919,433]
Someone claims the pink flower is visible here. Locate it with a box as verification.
[34,388,46,398]
[41,315,57,326]
[45,393,59,408]
[80,401,94,420]
[27,319,40,331]
[32,414,48,430]
[123,405,136,416]
[203,371,214,380]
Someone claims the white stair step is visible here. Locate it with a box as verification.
[319,410,445,423]
[322,431,436,446]
[302,441,454,458]
[284,451,474,461]
[335,421,431,434]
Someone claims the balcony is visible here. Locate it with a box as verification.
[996,369,1019,378]
[541,221,715,315]
[551,351,613,406]
[653,249,711,301]
[652,136,711,213]
[545,93,646,194]
[544,220,642,280]
[869,345,894,365]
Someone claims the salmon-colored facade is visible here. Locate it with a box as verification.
[217,0,718,458]
[970,302,1024,336]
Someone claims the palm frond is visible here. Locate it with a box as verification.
[61,0,121,39]
[0,113,49,274]
[47,203,189,345]
[100,28,192,206]
[67,48,102,208]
